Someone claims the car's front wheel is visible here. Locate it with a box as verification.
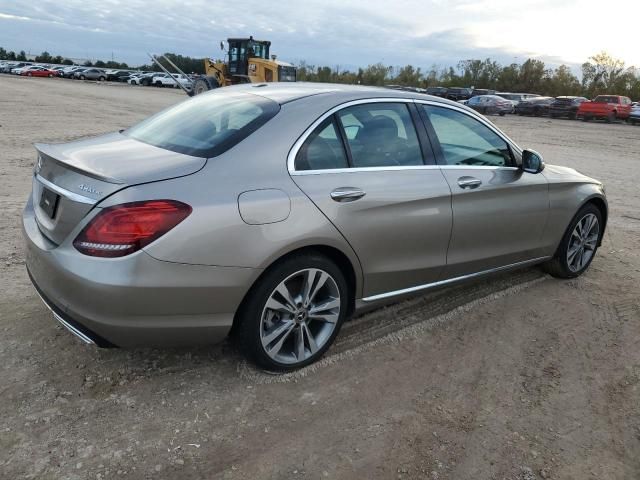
[236,253,349,371]
[543,203,603,278]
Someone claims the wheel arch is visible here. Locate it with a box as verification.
[231,244,359,335]
[582,195,608,244]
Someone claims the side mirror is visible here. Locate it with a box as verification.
[522,149,545,174]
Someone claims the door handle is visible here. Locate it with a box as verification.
[330,187,366,202]
[457,177,482,189]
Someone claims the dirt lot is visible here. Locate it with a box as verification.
[1,75,639,480]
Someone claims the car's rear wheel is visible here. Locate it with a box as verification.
[543,203,602,278]
[99,76,105,81]
[606,112,616,123]
[80,75,86,80]
[236,253,349,371]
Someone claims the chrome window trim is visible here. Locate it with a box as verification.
[288,97,418,175]
[362,256,550,302]
[414,99,524,158]
[35,174,97,205]
[287,97,523,175]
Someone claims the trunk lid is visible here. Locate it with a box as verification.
[33,132,206,245]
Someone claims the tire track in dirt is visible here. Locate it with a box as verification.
[240,269,548,383]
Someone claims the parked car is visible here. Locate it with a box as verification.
[106,70,132,82]
[496,93,540,109]
[20,66,58,78]
[467,94,514,115]
[127,72,157,86]
[515,96,555,116]
[548,96,588,119]
[10,63,34,74]
[446,87,473,102]
[629,103,640,125]
[471,88,497,98]
[424,86,449,98]
[74,68,107,81]
[153,73,193,88]
[0,62,19,73]
[139,72,166,86]
[23,84,607,370]
[577,95,633,123]
[49,66,67,77]
[62,66,85,78]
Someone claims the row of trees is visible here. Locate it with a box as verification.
[297,52,640,99]
[2,46,638,99]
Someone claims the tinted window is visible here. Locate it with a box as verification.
[295,118,349,171]
[423,106,513,167]
[336,103,423,168]
[125,92,279,158]
[593,96,618,103]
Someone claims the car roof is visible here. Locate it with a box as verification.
[223,82,464,107]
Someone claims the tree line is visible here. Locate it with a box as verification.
[1,46,638,99]
[297,52,640,99]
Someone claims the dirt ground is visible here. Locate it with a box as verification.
[1,75,639,480]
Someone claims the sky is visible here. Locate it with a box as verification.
[0,0,638,70]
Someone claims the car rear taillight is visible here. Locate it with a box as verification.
[73,200,192,257]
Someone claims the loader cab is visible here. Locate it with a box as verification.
[227,37,271,78]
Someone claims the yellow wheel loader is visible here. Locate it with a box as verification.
[191,37,297,95]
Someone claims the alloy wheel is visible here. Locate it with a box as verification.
[260,268,341,365]
[566,213,599,272]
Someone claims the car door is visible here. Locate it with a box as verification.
[418,102,549,278]
[289,99,453,299]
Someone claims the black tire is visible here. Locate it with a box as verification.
[499,112,506,116]
[533,108,541,117]
[99,76,105,81]
[190,76,219,96]
[27,72,32,77]
[550,114,558,119]
[48,73,53,78]
[606,112,616,123]
[80,75,86,80]
[632,119,637,126]
[235,253,349,371]
[582,116,590,122]
[570,112,577,120]
[542,203,603,279]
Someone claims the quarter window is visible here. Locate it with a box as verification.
[336,103,424,168]
[422,105,513,167]
[295,118,349,171]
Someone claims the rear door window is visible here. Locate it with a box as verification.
[295,118,349,171]
[336,103,424,168]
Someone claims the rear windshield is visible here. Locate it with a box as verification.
[125,91,280,158]
[593,96,618,103]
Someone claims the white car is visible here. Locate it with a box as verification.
[629,103,640,125]
[152,73,193,88]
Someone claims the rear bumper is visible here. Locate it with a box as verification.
[23,196,261,348]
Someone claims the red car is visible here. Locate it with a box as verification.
[577,95,633,123]
[20,66,57,78]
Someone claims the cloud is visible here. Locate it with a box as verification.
[0,0,638,68]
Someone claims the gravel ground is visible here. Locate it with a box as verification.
[1,76,639,479]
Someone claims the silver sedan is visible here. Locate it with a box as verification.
[23,83,607,370]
